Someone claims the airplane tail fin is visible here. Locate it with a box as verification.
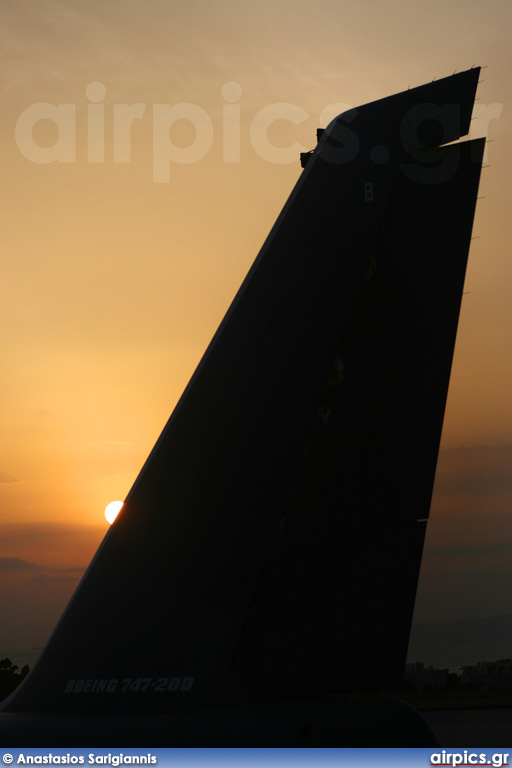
[4,69,484,716]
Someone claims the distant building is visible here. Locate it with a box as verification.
[404,662,449,691]
[460,659,512,691]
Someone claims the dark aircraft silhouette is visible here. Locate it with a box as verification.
[0,69,485,745]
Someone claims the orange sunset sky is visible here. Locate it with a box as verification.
[1,0,511,651]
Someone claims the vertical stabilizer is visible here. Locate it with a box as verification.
[3,70,484,738]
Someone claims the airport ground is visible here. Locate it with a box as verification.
[395,691,512,746]
[422,708,512,747]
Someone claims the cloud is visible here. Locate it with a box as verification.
[425,541,512,559]
[0,557,39,571]
[27,574,80,585]
[0,521,105,543]
[411,613,512,645]
[0,473,22,484]
[0,522,105,574]
[435,444,512,495]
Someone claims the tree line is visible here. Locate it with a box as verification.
[0,658,30,701]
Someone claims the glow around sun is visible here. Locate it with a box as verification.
[105,500,124,524]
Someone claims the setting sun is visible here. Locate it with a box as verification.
[104,500,123,525]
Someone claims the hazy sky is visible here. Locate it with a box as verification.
[0,0,511,650]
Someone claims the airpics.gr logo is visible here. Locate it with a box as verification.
[430,752,510,767]
[13,81,503,182]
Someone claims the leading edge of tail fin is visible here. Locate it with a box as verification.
[4,69,484,715]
